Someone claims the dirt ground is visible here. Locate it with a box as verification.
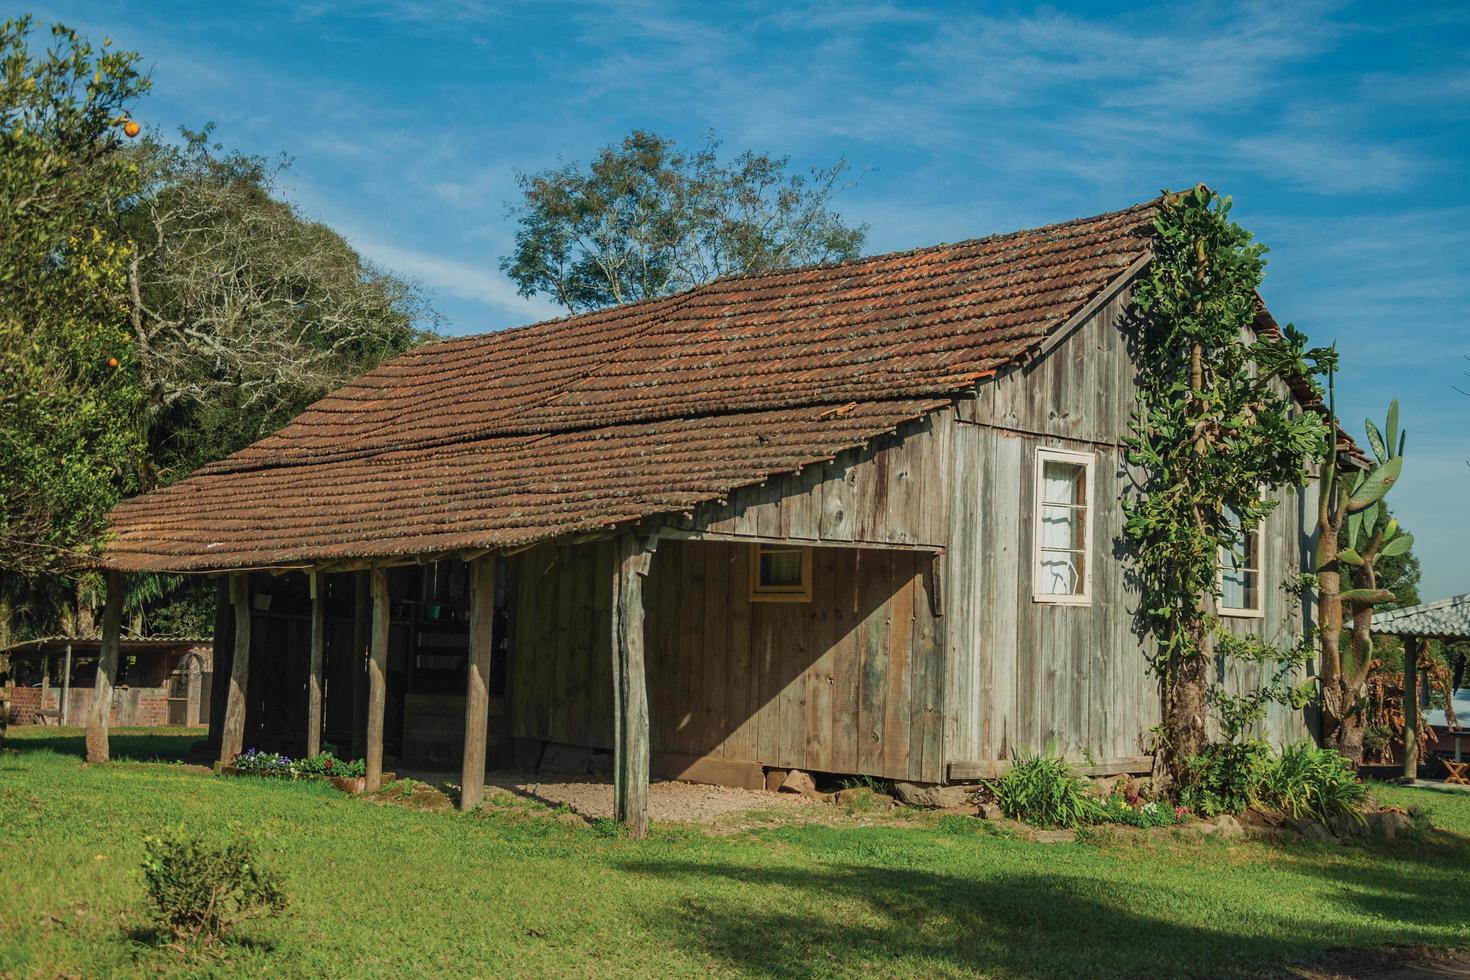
[395,769,824,823]
[1292,946,1470,979]
[483,773,821,822]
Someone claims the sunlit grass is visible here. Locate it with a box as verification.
[1,726,1466,977]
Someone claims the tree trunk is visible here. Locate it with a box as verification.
[1167,617,1212,784]
[85,571,126,763]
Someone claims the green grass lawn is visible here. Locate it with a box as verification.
[2,727,1467,978]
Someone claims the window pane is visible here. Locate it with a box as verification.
[1041,504,1083,550]
[1221,566,1250,609]
[1036,457,1088,597]
[1042,461,1083,505]
[1039,553,1080,595]
[1218,506,1260,610]
[760,548,804,587]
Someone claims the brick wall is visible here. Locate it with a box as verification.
[7,686,40,724]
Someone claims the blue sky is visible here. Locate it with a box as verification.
[35,0,1470,599]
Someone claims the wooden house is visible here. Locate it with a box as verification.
[95,194,1327,832]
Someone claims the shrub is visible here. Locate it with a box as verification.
[987,753,1101,828]
[141,827,288,944]
[1180,741,1270,817]
[1254,741,1368,826]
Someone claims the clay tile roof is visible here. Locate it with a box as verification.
[101,196,1161,574]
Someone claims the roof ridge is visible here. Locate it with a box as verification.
[407,192,1165,354]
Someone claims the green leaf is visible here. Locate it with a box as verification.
[1363,419,1386,462]
[1380,533,1413,558]
[1337,548,1364,566]
[1346,456,1403,512]
[1386,399,1399,455]
[1340,588,1394,605]
[1363,500,1382,539]
[1346,511,1362,550]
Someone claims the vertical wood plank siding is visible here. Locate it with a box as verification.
[509,538,944,783]
[943,284,1311,768]
[507,276,1313,783]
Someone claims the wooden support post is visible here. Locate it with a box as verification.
[60,642,72,726]
[365,567,389,793]
[307,571,325,758]
[207,578,232,753]
[351,571,370,760]
[460,556,497,811]
[185,660,202,726]
[1403,636,1422,782]
[219,574,252,766]
[611,534,655,839]
[85,570,126,763]
[40,653,49,713]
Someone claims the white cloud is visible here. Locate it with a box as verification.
[1231,131,1419,194]
[351,236,563,324]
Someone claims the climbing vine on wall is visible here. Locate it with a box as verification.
[1124,186,1332,787]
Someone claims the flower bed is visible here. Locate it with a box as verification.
[1092,794,1190,829]
[222,749,384,794]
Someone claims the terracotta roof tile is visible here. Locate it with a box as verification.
[101,196,1160,572]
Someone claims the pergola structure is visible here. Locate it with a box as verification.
[1373,593,1470,782]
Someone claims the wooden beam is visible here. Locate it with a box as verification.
[207,577,232,754]
[1403,636,1422,781]
[59,642,72,726]
[218,573,252,766]
[350,571,370,760]
[611,533,655,839]
[365,567,389,793]
[84,570,125,763]
[460,556,497,811]
[306,571,325,758]
[655,526,943,554]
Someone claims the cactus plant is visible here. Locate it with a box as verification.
[1316,388,1408,762]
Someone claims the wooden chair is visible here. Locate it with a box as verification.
[1444,759,1470,786]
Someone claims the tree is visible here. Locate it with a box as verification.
[1314,395,1408,762]
[0,17,147,600]
[501,129,866,313]
[1,20,436,642]
[120,127,435,490]
[1124,186,1331,788]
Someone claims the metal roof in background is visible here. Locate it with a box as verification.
[0,636,210,659]
[1372,594,1470,640]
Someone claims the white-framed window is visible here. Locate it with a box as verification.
[1219,504,1264,617]
[1033,448,1094,604]
[749,544,812,602]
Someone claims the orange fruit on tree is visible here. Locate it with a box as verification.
[107,357,119,368]
[123,120,140,138]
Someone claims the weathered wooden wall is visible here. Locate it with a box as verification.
[666,412,951,549]
[943,281,1312,774]
[508,537,945,782]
